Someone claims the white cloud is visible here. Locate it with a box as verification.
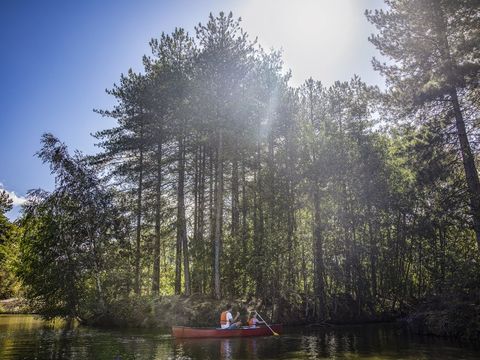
[0,184,27,207]
[9,191,28,206]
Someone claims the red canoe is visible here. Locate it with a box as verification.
[172,325,282,338]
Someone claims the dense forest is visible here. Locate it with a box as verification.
[1,0,479,331]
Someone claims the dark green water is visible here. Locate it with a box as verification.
[1,315,478,359]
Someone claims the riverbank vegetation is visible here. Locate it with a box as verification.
[1,0,479,341]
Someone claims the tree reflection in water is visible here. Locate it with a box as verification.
[2,316,480,359]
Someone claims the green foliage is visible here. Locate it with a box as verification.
[9,6,480,330]
[15,135,126,319]
[0,190,13,214]
[0,212,21,299]
[0,190,22,299]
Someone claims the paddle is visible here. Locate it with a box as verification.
[255,311,279,336]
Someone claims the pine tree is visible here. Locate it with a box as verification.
[366,0,480,252]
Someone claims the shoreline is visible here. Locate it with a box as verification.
[0,298,32,315]
[2,295,478,344]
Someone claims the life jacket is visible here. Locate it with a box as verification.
[220,311,229,326]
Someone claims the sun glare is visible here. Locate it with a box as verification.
[237,0,374,86]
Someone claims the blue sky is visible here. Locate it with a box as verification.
[0,0,385,220]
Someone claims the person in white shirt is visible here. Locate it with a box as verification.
[220,304,241,329]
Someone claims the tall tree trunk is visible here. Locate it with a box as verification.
[198,145,206,293]
[134,128,144,295]
[192,143,205,294]
[433,1,480,253]
[307,85,326,318]
[451,90,480,252]
[209,146,215,296]
[177,136,191,295]
[253,140,264,298]
[313,185,326,320]
[192,144,200,293]
[241,159,248,292]
[368,215,378,300]
[214,130,224,299]
[152,142,162,295]
[231,155,240,238]
[439,224,446,290]
[286,183,295,288]
[174,140,183,295]
[285,126,296,289]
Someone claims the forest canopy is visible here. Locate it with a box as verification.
[1,1,479,325]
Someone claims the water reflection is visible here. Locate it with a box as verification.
[173,337,264,359]
[1,315,480,359]
[220,339,232,359]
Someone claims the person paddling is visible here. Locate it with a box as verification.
[247,312,265,328]
[220,304,242,329]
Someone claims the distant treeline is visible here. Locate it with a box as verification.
[1,1,479,323]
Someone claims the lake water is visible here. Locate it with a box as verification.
[0,314,478,359]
